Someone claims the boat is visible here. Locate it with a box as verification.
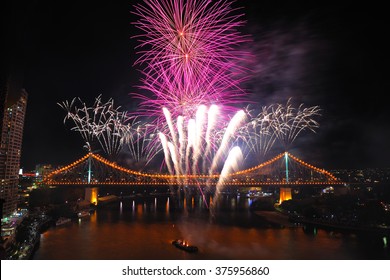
[172,239,198,253]
[55,217,71,226]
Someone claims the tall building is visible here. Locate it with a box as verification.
[1,0,31,223]
[0,83,28,218]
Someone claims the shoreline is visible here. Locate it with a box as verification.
[253,209,390,236]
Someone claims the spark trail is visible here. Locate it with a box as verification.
[159,105,245,177]
[159,105,246,209]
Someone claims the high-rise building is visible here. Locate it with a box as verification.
[1,0,30,225]
[0,83,28,218]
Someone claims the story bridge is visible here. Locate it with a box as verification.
[43,152,343,204]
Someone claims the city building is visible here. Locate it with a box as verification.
[0,82,28,218]
[34,164,54,182]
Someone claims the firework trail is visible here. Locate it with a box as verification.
[209,109,246,175]
[213,146,243,204]
[159,105,245,178]
[159,105,246,210]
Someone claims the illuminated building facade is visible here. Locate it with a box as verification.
[35,164,54,182]
[0,85,28,218]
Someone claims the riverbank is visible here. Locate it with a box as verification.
[289,215,390,236]
[254,209,390,236]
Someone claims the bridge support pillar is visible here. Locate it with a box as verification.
[85,187,99,205]
[279,187,292,205]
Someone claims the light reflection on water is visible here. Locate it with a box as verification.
[33,195,389,260]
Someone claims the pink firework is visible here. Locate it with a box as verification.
[131,0,251,120]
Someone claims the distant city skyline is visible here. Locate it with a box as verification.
[3,0,389,170]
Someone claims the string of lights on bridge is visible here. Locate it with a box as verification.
[43,152,342,186]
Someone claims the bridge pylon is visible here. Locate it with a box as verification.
[279,187,292,205]
[278,152,292,204]
[85,187,98,205]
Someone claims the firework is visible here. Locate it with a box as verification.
[213,146,243,202]
[238,105,277,159]
[58,95,128,158]
[120,118,162,168]
[158,104,247,208]
[54,0,326,203]
[244,99,321,158]
[159,105,245,177]
[268,98,321,148]
[132,0,251,121]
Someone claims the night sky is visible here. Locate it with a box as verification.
[3,0,389,171]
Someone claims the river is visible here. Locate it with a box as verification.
[32,194,389,260]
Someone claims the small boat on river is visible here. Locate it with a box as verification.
[172,239,198,253]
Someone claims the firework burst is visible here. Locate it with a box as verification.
[132,0,251,121]
[120,117,162,168]
[243,99,321,159]
[58,95,129,158]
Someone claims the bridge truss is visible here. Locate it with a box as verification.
[44,152,343,187]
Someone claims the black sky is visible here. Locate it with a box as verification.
[3,0,390,171]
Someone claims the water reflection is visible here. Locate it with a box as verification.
[115,194,257,216]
